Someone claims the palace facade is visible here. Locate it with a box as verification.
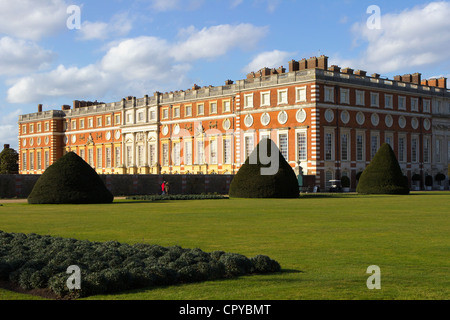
[18,55,450,189]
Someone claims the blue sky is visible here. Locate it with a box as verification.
[1,0,450,149]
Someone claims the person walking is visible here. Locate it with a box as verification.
[161,181,166,195]
[164,181,170,195]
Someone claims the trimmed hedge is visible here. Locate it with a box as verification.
[229,138,299,198]
[0,230,281,298]
[356,143,409,195]
[27,152,113,204]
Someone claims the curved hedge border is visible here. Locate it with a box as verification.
[126,194,227,201]
[0,230,280,299]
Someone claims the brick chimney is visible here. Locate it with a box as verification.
[411,73,421,84]
[225,80,234,85]
[427,78,439,87]
[341,68,354,74]
[61,105,71,110]
[394,75,401,82]
[355,70,367,77]
[38,104,43,113]
[328,65,341,73]
[437,77,447,88]
[289,60,299,72]
[401,74,412,83]
[307,57,318,69]
[299,59,307,70]
[317,55,328,70]
[371,73,380,79]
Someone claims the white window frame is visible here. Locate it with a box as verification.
[260,91,271,107]
[223,100,231,113]
[197,103,204,115]
[411,98,419,112]
[411,136,418,163]
[324,130,334,161]
[356,90,365,106]
[223,138,232,164]
[324,86,334,103]
[398,96,406,111]
[210,102,217,114]
[398,135,407,163]
[356,131,365,162]
[296,87,307,103]
[385,94,393,109]
[184,140,193,165]
[423,99,431,113]
[244,94,254,109]
[370,92,379,107]
[341,131,350,162]
[340,88,349,104]
[296,129,308,162]
[277,131,289,161]
[277,89,288,105]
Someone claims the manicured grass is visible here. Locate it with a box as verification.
[0,192,449,300]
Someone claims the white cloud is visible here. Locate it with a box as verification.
[348,1,450,74]
[243,50,294,74]
[7,23,268,104]
[78,13,133,41]
[0,0,69,41]
[172,24,268,62]
[0,37,55,75]
[0,109,22,149]
[149,0,205,12]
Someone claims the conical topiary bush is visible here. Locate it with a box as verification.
[229,138,299,198]
[28,151,114,204]
[356,143,409,195]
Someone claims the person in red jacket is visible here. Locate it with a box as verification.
[161,181,166,195]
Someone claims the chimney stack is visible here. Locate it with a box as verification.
[341,68,354,75]
[328,65,341,73]
[411,73,422,85]
[289,60,299,72]
[437,77,447,89]
[371,73,380,79]
[355,70,367,77]
[38,104,43,113]
[317,55,328,70]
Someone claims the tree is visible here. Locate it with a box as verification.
[229,138,299,198]
[356,143,409,195]
[28,151,114,204]
[0,145,19,174]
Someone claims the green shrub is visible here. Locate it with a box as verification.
[356,143,409,195]
[27,152,113,204]
[0,230,281,298]
[250,255,281,273]
[229,138,299,198]
[219,253,253,276]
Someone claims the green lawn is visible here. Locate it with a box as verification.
[0,192,449,300]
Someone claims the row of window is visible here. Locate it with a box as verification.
[324,86,440,113]
[161,100,232,120]
[324,132,439,164]
[243,87,307,109]
[67,114,121,130]
[22,122,50,134]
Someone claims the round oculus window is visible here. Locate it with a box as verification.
[261,113,270,126]
[371,113,379,126]
[340,110,350,124]
[173,124,180,135]
[244,114,254,127]
[223,118,231,130]
[162,125,169,136]
[398,116,406,129]
[325,109,334,123]
[423,119,431,131]
[356,112,365,125]
[411,117,419,130]
[296,109,307,123]
[278,111,288,125]
[385,114,393,128]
